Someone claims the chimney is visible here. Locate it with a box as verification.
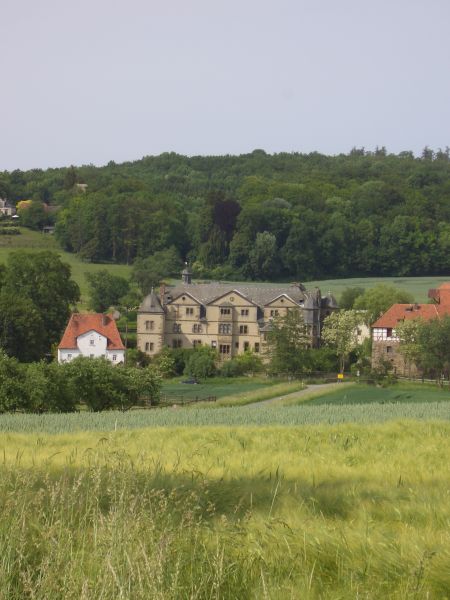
[102,314,109,326]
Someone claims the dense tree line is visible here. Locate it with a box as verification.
[1,147,450,279]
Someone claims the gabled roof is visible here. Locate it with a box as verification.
[371,303,443,328]
[58,313,125,350]
[164,283,307,308]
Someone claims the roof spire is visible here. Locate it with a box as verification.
[182,262,192,284]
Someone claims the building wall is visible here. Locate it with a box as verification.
[58,329,124,364]
[371,338,419,377]
[137,291,327,359]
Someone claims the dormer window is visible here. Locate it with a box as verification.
[220,308,231,315]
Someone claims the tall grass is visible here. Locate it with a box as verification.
[0,422,449,598]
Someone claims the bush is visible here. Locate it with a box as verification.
[220,351,264,377]
[23,362,76,413]
[184,347,217,380]
[0,352,26,412]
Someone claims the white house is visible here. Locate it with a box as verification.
[57,313,125,364]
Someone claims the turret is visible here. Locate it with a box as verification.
[182,263,192,285]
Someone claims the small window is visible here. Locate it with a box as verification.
[193,340,202,347]
[145,320,154,331]
[186,307,194,316]
[193,324,203,333]
[211,341,217,348]
[90,339,95,346]
[241,309,249,316]
[235,341,239,349]
[244,341,249,351]
[386,346,393,354]
[270,310,279,317]
[239,325,248,334]
[112,355,117,361]
[145,342,150,351]
[172,339,182,348]
[220,308,231,315]
[386,328,393,338]
[150,343,154,351]
[219,344,231,354]
[254,343,260,353]
[67,353,72,360]
[173,323,182,333]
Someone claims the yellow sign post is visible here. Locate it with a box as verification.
[337,373,344,380]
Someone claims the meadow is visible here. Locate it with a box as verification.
[0,421,449,598]
[0,228,131,304]
[1,228,449,304]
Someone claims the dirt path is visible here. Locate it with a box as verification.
[247,383,348,407]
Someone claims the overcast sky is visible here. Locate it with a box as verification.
[1,0,449,170]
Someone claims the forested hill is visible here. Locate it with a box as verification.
[1,147,450,281]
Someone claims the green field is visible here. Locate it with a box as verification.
[0,228,132,304]
[0,420,449,598]
[161,376,277,400]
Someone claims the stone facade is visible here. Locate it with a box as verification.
[137,269,338,360]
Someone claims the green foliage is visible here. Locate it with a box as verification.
[0,352,26,412]
[17,200,48,230]
[85,269,130,312]
[266,310,311,376]
[339,286,365,309]
[0,251,80,359]
[354,284,414,324]
[219,351,264,377]
[322,310,365,373]
[132,247,182,294]
[5,149,450,281]
[184,346,217,380]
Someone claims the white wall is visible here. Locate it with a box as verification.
[58,329,125,364]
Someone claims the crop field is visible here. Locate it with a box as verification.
[0,421,449,598]
[161,376,278,400]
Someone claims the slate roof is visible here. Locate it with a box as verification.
[163,283,308,307]
[139,289,164,313]
[58,313,125,350]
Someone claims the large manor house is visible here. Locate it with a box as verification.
[136,267,338,359]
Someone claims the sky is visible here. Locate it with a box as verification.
[1,0,449,170]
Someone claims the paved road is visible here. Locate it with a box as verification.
[247,383,346,407]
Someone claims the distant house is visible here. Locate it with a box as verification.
[371,283,450,375]
[58,313,125,364]
[0,198,15,216]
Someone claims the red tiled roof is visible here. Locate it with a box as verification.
[58,313,125,350]
[372,282,450,328]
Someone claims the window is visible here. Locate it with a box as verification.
[173,323,182,333]
[145,320,154,331]
[90,354,94,359]
[386,346,393,354]
[186,307,194,316]
[145,342,154,352]
[239,325,248,334]
[270,310,279,317]
[219,323,231,334]
[219,344,231,354]
[254,343,260,353]
[90,339,95,346]
[67,354,72,360]
[386,328,393,338]
[193,340,202,347]
[244,341,249,351]
[193,324,203,333]
[220,308,231,315]
[211,341,217,348]
[112,355,117,361]
[241,309,249,316]
[172,339,182,348]
[150,343,154,351]
[235,341,239,349]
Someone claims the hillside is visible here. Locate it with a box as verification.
[2,149,450,283]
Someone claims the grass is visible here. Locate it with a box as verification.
[0,228,132,304]
[304,382,450,406]
[161,376,279,400]
[0,421,449,597]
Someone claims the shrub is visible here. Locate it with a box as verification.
[220,351,264,377]
[184,347,217,380]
